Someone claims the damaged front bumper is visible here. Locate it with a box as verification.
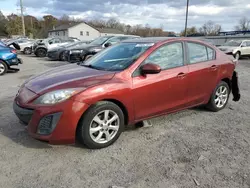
[232,71,240,102]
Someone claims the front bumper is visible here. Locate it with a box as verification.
[13,99,90,144]
[47,51,59,60]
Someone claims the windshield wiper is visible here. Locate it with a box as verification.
[81,64,106,71]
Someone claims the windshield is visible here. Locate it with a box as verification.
[90,36,111,45]
[82,42,154,71]
[224,41,242,47]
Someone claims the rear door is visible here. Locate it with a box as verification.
[186,42,219,105]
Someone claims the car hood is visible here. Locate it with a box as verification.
[24,64,115,94]
[218,46,237,51]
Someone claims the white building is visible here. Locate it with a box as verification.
[48,22,124,41]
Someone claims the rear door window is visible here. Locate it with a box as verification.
[207,47,216,60]
[187,43,208,64]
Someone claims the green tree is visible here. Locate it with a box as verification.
[0,11,8,36]
[6,14,22,36]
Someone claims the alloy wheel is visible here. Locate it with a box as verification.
[89,110,120,144]
[0,63,6,74]
[215,85,228,108]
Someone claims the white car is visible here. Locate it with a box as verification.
[218,40,250,60]
[19,40,35,54]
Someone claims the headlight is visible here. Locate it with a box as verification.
[34,88,83,104]
[90,48,102,53]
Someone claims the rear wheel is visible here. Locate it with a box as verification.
[235,52,241,60]
[35,48,47,57]
[59,52,65,61]
[0,60,8,76]
[24,47,32,55]
[206,81,230,112]
[76,101,124,149]
[84,55,93,61]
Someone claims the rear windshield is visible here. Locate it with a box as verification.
[81,43,154,71]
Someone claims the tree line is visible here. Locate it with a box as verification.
[0,11,249,38]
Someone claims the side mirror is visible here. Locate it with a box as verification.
[141,63,161,75]
[104,42,112,48]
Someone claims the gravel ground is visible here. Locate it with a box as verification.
[0,55,249,188]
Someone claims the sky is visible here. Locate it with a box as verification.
[0,0,250,32]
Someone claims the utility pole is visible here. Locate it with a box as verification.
[20,0,26,36]
[184,0,189,37]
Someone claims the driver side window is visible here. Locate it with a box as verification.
[144,42,184,70]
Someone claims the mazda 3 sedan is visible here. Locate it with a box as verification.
[13,37,240,149]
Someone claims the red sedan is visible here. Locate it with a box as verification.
[13,38,240,149]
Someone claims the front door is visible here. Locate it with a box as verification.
[132,42,189,120]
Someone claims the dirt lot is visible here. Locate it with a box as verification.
[0,55,249,188]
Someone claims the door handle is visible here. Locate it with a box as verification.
[177,72,186,78]
[210,65,218,70]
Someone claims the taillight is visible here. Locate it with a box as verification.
[11,49,17,54]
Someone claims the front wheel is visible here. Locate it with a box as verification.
[206,81,230,112]
[77,101,124,149]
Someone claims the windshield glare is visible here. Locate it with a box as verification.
[90,36,111,45]
[224,41,242,47]
[82,43,154,71]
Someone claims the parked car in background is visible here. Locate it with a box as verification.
[13,38,240,149]
[34,38,79,57]
[218,40,250,60]
[0,42,22,75]
[47,40,91,61]
[65,35,140,63]
[19,40,36,54]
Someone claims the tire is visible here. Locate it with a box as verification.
[206,81,230,112]
[0,60,8,76]
[35,48,47,57]
[76,101,125,149]
[24,47,32,55]
[234,52,241,60]
[59,52,64,61]
[84,55,93,61]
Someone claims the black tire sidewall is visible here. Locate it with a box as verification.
[77,102,125,149]
[36,48,47,57]
[208,81,230,112]
[24,47,31,55]
[0,61,7,76]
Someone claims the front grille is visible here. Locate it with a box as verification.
[69,54,82,62]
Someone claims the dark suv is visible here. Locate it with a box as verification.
[64,35,139,63]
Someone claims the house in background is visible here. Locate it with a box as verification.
[48,22,124,40]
